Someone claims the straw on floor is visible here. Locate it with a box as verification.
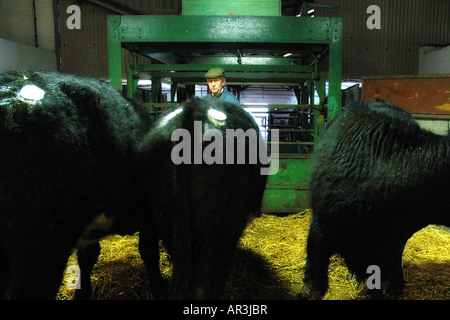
[57,210,450,300]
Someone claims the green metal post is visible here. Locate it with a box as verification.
[126,69,139,98]
[152,77,162,103]
[327,18,343,122]
[308,80,315,105]
[314,73,326,140]
[171,82,177,102]
[107,16,122,90]
[126,57,140,98]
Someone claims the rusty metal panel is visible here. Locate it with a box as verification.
[363,75,450,115]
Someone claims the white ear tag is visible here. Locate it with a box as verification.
[208,109,227,121]
[18,85,45,104]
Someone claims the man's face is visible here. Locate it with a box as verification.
[207,77,226,95]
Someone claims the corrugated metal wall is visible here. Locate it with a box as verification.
[59,0,108,77]
[58,0,182,78]
[315,0,450,79]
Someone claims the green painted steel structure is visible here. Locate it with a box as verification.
[107,12,342,213]
[182,0,282,16]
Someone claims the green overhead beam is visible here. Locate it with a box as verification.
[151,71,313,81]
[189,56,304,65]
[133,63,314,73]
[138,54,308,66]
[114,15,340,45]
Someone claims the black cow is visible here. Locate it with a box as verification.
[137,97,268,299]
[302,100,450,298]
[0,71,158,299]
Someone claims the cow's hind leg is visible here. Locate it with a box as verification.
[300,221,332,299]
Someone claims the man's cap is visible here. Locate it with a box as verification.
[204,67,225,79]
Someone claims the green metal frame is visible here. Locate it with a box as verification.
[182,0,282,16]
[107,14,343,213]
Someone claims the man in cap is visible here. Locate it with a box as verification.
[204,67,241,107]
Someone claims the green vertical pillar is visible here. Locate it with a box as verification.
[126,69,139,98]
[152,77,162,103]
[107,16,122,90]
[327,18,343,122]
[314,73,326,140]
[171,82,177,102]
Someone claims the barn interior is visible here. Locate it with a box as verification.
[0,0,449,302]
